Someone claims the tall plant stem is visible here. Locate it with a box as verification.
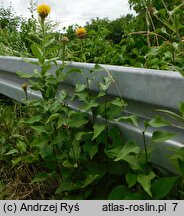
[86,78,95,125]
[40,18,46,59]
[25,90,28,101]
[62,43,66,67]
[104,90,108,148]
[80,39,86,62]
[142,130,149,175]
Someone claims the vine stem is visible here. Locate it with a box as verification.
[142,0,159,47]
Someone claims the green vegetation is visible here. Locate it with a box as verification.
[1,0,184,69]
[1,0,184,200]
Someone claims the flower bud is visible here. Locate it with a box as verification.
[21,83,28,91]
[61,36,69,43]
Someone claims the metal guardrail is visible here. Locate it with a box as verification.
[1,56,184,171]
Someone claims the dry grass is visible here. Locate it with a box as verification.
[0,161,58,200]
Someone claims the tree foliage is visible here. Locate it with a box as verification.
[1,0,184,70]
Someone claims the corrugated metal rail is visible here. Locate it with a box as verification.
[1,56,184,171]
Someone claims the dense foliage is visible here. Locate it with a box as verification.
[1,1,184,200]
[1,0,184,69]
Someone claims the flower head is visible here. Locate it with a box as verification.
[75,27,86,38]
[37,4,51,19]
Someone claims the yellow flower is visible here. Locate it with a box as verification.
[37,4,51,19]
[75,27,86,38]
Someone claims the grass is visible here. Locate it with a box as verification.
[0,94,59,199]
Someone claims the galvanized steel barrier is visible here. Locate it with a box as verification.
[1,56,184,171]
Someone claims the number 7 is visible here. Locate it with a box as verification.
[172,203,178,211]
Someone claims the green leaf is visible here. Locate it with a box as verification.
[31,43,44,64]
[21,154,39,163]
[110,98,125,107]
[81,100,99,112]
[69,139,81,161]
[126,172,138,188]
[44,37,55,48]
[16,140,27,153]
[30,126,49,134]
[46,46,60,56]
[108,127,123,146]
[108,185,130,200]
[68,113,88,128]
[123,155,146,172]
[75,132,88,141]
[80,174,99,188]
[46,113,60,124]
[137,171,155,197]
[74,92,88,102]
[12,157,22,167]
[92,123,106,140]
[42,62,52,74]
[66,68,83,76]
[152,176,179,199]
[179,102,184,115]
[57,90,67,102]
[156,109,184,123]
[114,141,140,161]
[151,131,176,143]
[31,135,49,147]
[107,104,122,120]
[51,132,65,146]
[90,64,106,73]
[99,76,113,91]
[105,146,121,159]
[83,142,98,159]
[40,143,53,158]
[115,115,139,127]
[97,91,106,98]
[24,115,42,124]
[31,172,49,183]
[49,101,61,112]
[75,83,86,93]
[169,147,184,158]
[29,80,42,91]
[56,180,79,193]
[5,149,18,155]
[177,158,184,177]
[46,77,58,85]
[148,116,170,128]
[62,160,78,168]
[57,118,66,129]
[16,71,39,78]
